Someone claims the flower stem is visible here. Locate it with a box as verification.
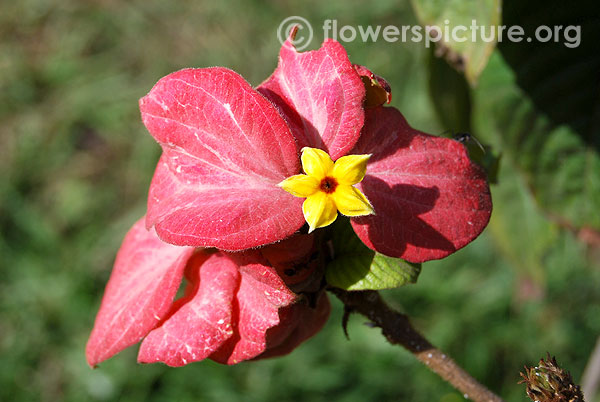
[330,288,504,402]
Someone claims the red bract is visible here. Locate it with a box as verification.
[350,107,492,261]
[86,218,330,367]
[86,218,195,366]
[141,68,304,251]
[141,36,491,263]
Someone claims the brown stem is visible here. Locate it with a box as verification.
[330,288,504,402]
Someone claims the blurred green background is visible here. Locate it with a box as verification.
[1,0,599,401]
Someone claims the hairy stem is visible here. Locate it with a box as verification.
[331,288,504,402]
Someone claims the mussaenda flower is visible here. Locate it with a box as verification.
[86,32,492,368]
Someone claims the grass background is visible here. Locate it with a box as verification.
[1,0,599,401]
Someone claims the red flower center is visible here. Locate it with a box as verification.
[319,177,338,193]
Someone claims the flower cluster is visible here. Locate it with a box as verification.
[86,33,491,367]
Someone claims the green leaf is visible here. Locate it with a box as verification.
[427,47,472,133]
[470,1,600,230]
[411,0,501,85]
[326,219,421,290]
[426,48,502,183]
[498,1,599,149]
[474,51,600,230]
[485,1,600,230]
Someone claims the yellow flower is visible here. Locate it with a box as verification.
[278,147,374,232]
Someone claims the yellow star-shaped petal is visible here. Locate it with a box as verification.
[279,147,374,232]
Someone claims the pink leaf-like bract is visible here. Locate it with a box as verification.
[86,218,194,367]
[141,67,305,250]
[138,252,240,367]
[209,252,297,365]
[137,250,300,367]
[258,38,365,160]
[351,107,492,263]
